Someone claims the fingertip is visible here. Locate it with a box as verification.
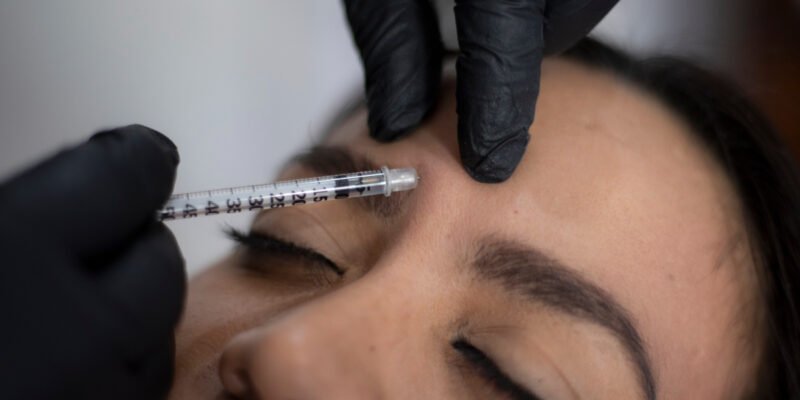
[136,124,180,165]
[4,124,183,257]
[130,124,180,166]
[94,124,179,206]
[453,0,544,183]
[91,124,180,166]
[345,0,442,143]
[461,130,529,183]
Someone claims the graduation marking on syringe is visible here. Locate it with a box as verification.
[157,166,418,221]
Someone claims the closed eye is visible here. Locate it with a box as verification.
[226,227,345,277]
[452,339,542,400]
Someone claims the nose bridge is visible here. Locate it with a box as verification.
[219,164,474,397]
[283,263,419,347]
[219,250,440,398]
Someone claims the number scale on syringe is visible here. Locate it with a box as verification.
[157,167,418,221]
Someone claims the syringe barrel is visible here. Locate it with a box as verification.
[158,167,417,221]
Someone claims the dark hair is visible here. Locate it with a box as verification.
[562,38,800,399]
[324,37,800,398]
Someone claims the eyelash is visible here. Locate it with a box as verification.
[226,227,344,278]
[452,339,541,400]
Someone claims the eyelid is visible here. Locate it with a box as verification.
[452,339,542,400]
[226,228,345,277]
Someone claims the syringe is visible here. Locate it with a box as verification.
[157,166,418,221]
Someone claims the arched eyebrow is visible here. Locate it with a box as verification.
[473,238,657,400]
[286,146,656,397]
[288,145,411,218]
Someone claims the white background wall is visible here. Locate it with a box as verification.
[0,0,739,275]
[0,1,363,275]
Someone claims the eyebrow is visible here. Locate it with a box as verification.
[289,146,656,396]
[473,238,657,400]
[288,145,410,218]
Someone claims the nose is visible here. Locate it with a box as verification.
[217,271,424,399]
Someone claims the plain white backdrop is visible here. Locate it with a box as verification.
[0,0,739,274]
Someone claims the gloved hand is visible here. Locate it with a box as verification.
[0,125,186,400]
[344,0,618,182]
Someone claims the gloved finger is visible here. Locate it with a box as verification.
[0,220,183,399]
[129,336,177,400]
[344,0,442,141]
[0,124,179,257]
[542,0,619,55]
[454,0,545,183]
[100,222,185,354]
[0,224,116,398]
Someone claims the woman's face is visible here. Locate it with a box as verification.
[170,58,760,399]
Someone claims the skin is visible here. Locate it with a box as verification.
[169,58,761,399]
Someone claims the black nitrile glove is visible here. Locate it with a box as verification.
[344,0,618,182]
[0,125,186,400]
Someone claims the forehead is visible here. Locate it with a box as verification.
[324,58,754,396]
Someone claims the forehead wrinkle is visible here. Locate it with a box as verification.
[472,236,657,400]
